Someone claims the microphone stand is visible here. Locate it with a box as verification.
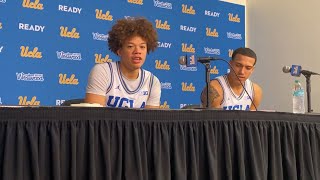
[302,73,313,113]
[201,61,211,108]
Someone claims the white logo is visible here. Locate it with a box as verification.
[0,0,6,3]
[180,104,192,108]
[58,5,82,14]
[0,46,3,53]
[204,10,220,17]
[227,32,242,40]
[179,65,197,72]
[0,97,2,105]
[92,32,108,41]
[16,72,44,82]
[161,82,172,89]
[153,0,172,9]
[56,51,82,61]
[124,16,134,19]
[56,99,65,105]
[19,23,45,32]
[157,41,171,48]
[204,47,220,55]
[180,25,197,32]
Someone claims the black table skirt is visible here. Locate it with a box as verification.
[0,107,320,180]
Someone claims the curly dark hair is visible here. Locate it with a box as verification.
[108,17,158,54]
[232,47,257,65]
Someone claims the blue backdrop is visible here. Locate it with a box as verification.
[0,0,245,108]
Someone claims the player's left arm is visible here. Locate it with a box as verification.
[145,76,161,109]
[251,83,263,110]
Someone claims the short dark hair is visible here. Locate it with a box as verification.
[232,47,257,65]
[108,17,158,55]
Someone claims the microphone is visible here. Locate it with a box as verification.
[282,65,320,76]
[178,55,221,65]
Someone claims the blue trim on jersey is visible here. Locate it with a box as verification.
[105,62,114,94]
[224,75,246,100]
[116,62,145,95]
[251,81,254,100]
[148,74,154,98]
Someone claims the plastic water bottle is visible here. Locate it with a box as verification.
[292,80,305,114]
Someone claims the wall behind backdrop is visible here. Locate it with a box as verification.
[247,1,320,113]
[0,0,245,109]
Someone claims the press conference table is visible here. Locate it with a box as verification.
[0,107,320,180]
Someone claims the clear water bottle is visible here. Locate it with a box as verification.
[292,80,305,114]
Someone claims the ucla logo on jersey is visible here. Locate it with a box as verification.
[223,104,250,110]
[106,96,146,108]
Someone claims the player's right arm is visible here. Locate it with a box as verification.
[84,64,110,107]
[200,80,223,108]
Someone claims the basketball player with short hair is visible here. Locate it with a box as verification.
[85,17,161,108]
[200,47,263,110]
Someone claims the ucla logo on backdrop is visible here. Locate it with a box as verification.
[19,23,45,32]
[0,46,4,53]
[95,53,112,63]
[20,46,42,59]
[155,60,170,70]
[92,32,108,41]
[127,0,143,5]
[206,27,219,37]
[155,19,170,30]
[181,43,195,53]
[60,26,80,39]
[210,66,219,74]
[160,101,170,109]
[58,5,82,14]
[180,25,196,33]
[59,73,79,85]
[57,51,81,61]
[22,0,44,10]
[227,32,242,40]
[18,96,40,106]
[228,13,240,23]
[182,4,196,15]
[229,49,234,57]
[157,41,172,48]
[181,82,195,92]
[161,82,172,89]
[16,72,44,81]
[96,9,113,21]
[204,10,220,17]
[153,0,172,9]
[204,47,220,55]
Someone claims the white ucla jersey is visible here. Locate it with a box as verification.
[105,62,155,108]
[216,75,254,111]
